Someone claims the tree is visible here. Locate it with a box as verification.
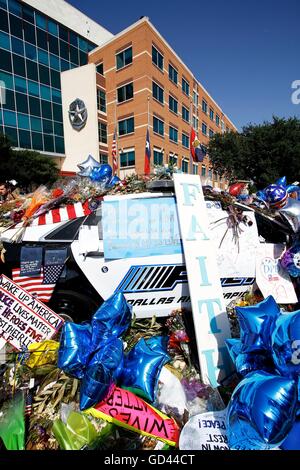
[0,133,59,190]
[208,117,300,189]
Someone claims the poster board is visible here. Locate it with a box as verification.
[173,174,232,388]
[0,274,64,351]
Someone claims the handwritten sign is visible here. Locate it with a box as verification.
[85,386,179,447]
[179,410,228,450]
[256,244,297,304]
[0,274,64,351]
[173,174,233,388]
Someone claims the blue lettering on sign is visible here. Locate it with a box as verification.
[197,256,212,287]
[180,182,201,206]
[201,346,230,388]
[186,215,209,241]
[198,298,222,334]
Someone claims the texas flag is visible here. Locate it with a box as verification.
[144,127,151,175]
[190,128,205,162]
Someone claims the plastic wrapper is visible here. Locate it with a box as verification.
[23,186,49,220]
[0,395,25,450]
[25,340,59,369]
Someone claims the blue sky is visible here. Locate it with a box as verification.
[69,0,300,130]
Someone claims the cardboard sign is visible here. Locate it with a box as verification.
[179,410,228,450]
[102,196,182,259]
[173,174,232,388]
[85,386,179,446]
[0,275,64,351]
[256,244,297,304]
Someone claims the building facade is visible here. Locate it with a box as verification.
[88,18,236,186]
[0,0,112,167]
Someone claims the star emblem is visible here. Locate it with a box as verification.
[68,98,88,131]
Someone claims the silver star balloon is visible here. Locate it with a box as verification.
[77,155,101,177]
[279,198,300,233]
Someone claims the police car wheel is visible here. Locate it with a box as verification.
[49,290,99,323]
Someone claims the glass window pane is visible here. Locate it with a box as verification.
[12,54,25,76]
[48,34,59,55]
[78,37,88,52]
[69,45,78,65]
[25,42,37,61]
[59,25,68,42]
[30,116,42,131]
[36,28,48,50]
[15,92,28,113]
[51,88,61,104]
[60,40,69,60]
[17,113,30,129]
[22,4,34,23]
[3,88,15,110]
[14,76,27,93]
[0,49,12,72]
[43,134,54,152]
[0,30,10,50]
[0,70,13,89]
[40,84,51,101]
[79,50,87,66]
[8,0,21,15]
[48,20,58,36]
[4,126,18,145]
[0,9,9,32]
[32,131,43,150]
[124,47,132,65]
[49,53,60,71]
[19,129,31,148]
[52,103,62,122]
[60,59,69,72]
[41,99,52,119]
[39,64,50,85]
[29,96,41,116]
[11,36,24,55]
[35,13,47,30]
[38,48,49,66]
[50,69,60,88]
[69,31,78,47]
[54,121,63,135]
[23,22,36,44]
[42,118,53,133]
[116,53,123,70]
[0,0,7,9]
[55,136,64,153]
[27,79,39,96]
[26,59,38,80]
[3,109,16,126]
[9,13,22,39]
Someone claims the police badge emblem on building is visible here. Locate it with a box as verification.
[68,98,88,131]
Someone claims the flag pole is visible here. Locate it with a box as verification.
[189,97,193,174]
[147,96,151,173]
[114,93,119,177]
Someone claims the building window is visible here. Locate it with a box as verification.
[216,114,220,126]
[152,45,164,71]
[226,126,230,133]
[169,126,178,143]
[193,90,198,107]
[117,82,133,103]
[169,154,178,166]
[96,63,104,75]
[209,128,214,138]
[182,78,189,96]
[202,122,207,136]
[181,159,189,173]
[208,169,213,179]
[201,165,206,177]
[193,163,198,175]
[152,81,164,104]
[209,108,214,121]
[168,64,178,85]
[98,122,107,144]
[116,46,132,70]
[153,116,164,136]
[221,120,225,132]
[118,117,134,136]
[154,149,163,165]
[193,116,198,130]
[99,153,108,164]
[120,149,135,167]
[182,105,189,123]
[182,132,189,149]
[202,99,208,114]
[169,95,178,114]
[202,145,207,156]
[97,89,106,113]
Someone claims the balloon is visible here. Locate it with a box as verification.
[229,182,246,197]
[286,184,300,194]
[256,190,267,201]
[79,363,114,411]
[226,339,274,376]
[279,198,300,233]
[58,323,92,379]
[91,292,132,347]
[264,184,288,209]
[88,337,124,382]
[119,337,170,402]
[271,311,300,380]
[276,176,287,187]
[280,243,300,277]
[281,418,300,450]
[77,155,101,177]
[226,371,298,450]
[235,295,280,354]
[90,164,112,183]
[107,175,121,188]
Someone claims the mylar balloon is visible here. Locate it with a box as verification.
[279,198,300,233]
[229,182,246,197]
[226,338,242,363]
[264,184,288,209]
[226,371,298,450]
[280,243,300,277]
[91,292,132,347]
[90,164,112,183]
[275,176,287,187]
[88,337,124,382]
[79,362,114,411]
[77,155,101,177]
[271,311,300,379]
[226,339,274,376]
[107,175,121,188]
[119,337,170,402]
[281,418,300,450]
[58,323,92,379]
[235,295,280,353]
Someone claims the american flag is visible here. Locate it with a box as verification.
[12,266,60,303]
[112,129,118,174]
[144,127,151,175]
